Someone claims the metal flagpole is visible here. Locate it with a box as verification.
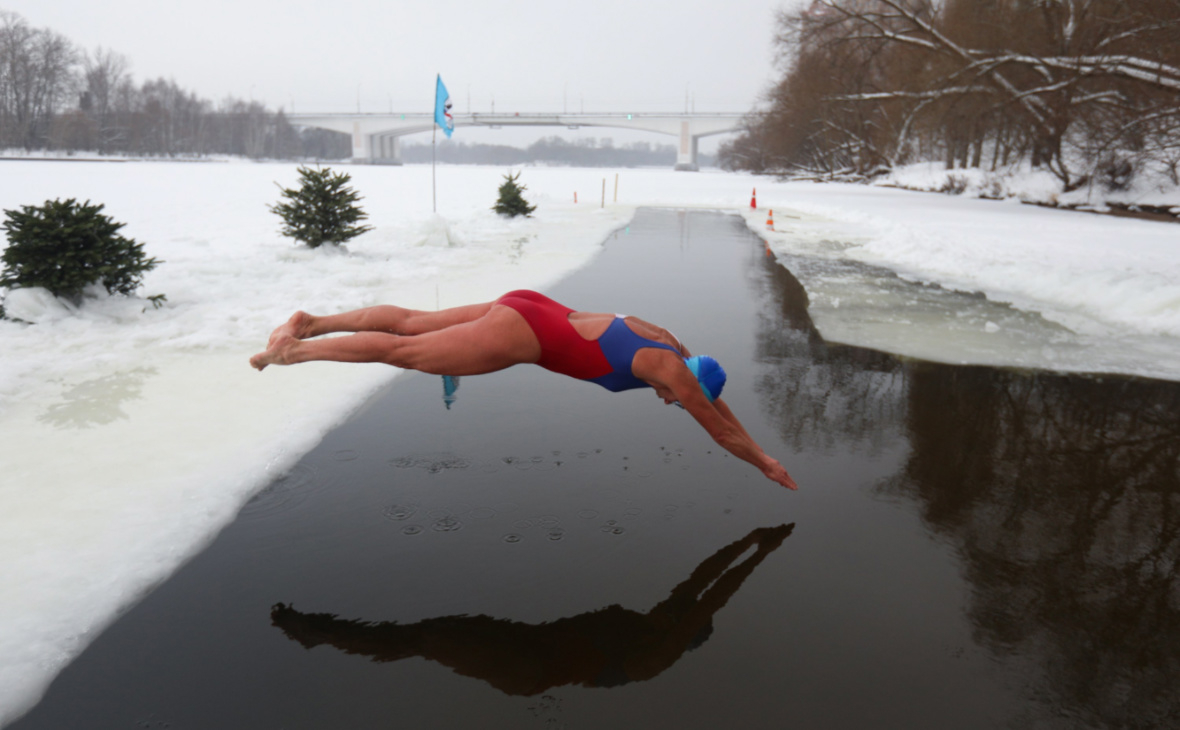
[432,123,437,213]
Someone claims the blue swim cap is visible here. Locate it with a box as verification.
[685,356,726,403]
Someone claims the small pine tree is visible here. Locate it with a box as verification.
[493,171,536,218]
[1,198,160,304]
[270,166,374,248]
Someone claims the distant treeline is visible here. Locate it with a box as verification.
[402,136,715,167]
[721,0,1180,190]
[0,11,713,167]
[0,10,348,158]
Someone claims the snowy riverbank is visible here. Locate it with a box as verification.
[744,170,1180,378]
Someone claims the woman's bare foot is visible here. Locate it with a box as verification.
[251,334,301,371]
[268,311,315,349]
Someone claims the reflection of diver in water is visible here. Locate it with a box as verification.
[271,523,793,696]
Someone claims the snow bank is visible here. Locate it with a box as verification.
[880,160,1180,211]
[3,287,79,323]
[743,177,1180,378]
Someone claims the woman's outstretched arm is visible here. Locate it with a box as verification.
[639,351,798,490]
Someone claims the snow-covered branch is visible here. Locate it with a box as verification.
[832,86,992,102]
[986,54,1180,91]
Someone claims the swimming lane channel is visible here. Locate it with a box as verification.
[12,209,1180,730]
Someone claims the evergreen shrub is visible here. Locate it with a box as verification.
[1,198,160,304]
[270,166,374,248]
[493,171,536,218]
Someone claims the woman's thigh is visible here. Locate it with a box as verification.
[400,302,497,335]
[394,306,541,375]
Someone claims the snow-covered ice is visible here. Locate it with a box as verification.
[1,159,1178,725]
[743,177,1180,378]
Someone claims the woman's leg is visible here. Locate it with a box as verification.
[251,305,541,375]
[267,302,497,347]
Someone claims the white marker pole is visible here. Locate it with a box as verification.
[432,123,437,214]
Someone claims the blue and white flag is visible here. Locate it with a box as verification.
[434,75,454,138]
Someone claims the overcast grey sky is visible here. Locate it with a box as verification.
[5,0,802,148]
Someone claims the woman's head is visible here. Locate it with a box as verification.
[685,355,726,403]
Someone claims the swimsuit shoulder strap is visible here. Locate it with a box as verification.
[609,316,680,354]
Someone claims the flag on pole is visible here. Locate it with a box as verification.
[434,75,454,138]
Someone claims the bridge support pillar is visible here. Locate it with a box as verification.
[373,135,403,165]
[674,120,699,171]
[351,122,372,163]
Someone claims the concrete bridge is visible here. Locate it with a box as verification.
[289,112,746,171]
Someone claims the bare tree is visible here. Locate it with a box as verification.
[736,0,1180,190]
[82,47,130,153]
[0,13,77,150]
[0,12,37,147]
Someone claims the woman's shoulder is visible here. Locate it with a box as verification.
[625,317,687,355]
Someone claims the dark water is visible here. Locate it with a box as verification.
[12,210,1180,729]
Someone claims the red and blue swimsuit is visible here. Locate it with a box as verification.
[495,290,680,392]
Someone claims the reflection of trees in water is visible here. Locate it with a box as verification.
[747,246,907,455]
[890,364,1180,728]
[747,238,1180,726]
[270,524,792,696]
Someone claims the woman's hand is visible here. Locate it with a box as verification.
[761,459,798,490]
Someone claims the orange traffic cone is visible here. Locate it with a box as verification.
[766,209,775,231]
[750,188,757,209]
